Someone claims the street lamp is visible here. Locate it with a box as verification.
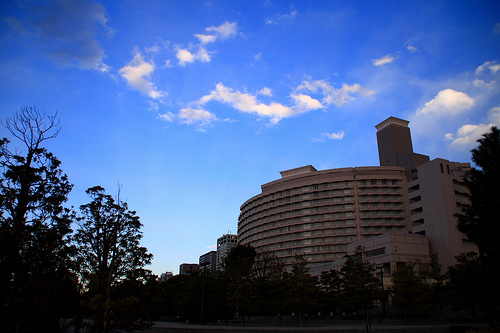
[377,265,386,318]
[200,262,209,325]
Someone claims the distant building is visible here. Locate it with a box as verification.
[159,271,173,282]
[217,233,237,269]
[179,263,199,275]
[199,251,217,271]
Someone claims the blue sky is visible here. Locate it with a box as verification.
[1,0,499,275]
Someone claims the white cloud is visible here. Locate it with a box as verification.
[296,79,376,107]
[406,45,418,53]
[416,89,474,115]
[157,107,217,127]
[192,21,239,50]
[312,131,345,142]
[475,61,500,75]
[257,87,273,96]
[195,83,325,124]
[194,34,217,44]
[372,54,395,66]
[291,94,323,112]
[445,106,500,148]
[254,52,262,62]
[178,107,217,125]
[157,112,175,122]
[206,21,238,40]
[119,52,165,99]
[175,47,211,66]
[6,0,113,70]
[473,79,496,89]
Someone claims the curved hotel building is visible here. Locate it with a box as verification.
[238,165,411,269]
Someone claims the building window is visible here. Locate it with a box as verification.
[392,180,398,185]
[360,180,367,185]
[382,180,388,185]
[371,180,377,185]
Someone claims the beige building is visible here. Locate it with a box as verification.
[310,232,431,288]
[375,117,477,271]
[237,116,475,276]
[238,165,412,271]
[408,158,476,270]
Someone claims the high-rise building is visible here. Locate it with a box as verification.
[199,250,217,271]
[217,233,237,270]
[375,117,477,270]
[179,263,199,275]
[375,117,430,181]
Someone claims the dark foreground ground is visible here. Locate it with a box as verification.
[141,321,490,333]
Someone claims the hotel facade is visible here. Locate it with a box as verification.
[238,165,412,270]
[238,116,475,275]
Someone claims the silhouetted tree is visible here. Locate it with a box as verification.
[0,107,77,332]
[318,269,342,315]
[283,255,319,326]
[253,252,287,317]
[390,262,426,324]
[223,245,257,323]
[73,186,153,332]
[340,247,381,317]
[110,268,160,331]
[423,254,448,323]
[456,126,500,325]
[447,252,484,321]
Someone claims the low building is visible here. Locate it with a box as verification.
[311,232,432,287]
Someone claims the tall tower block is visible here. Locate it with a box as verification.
[375,117,429,181]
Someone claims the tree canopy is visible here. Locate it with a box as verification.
[456,126,500,326]
[0,107,76,332]
[73,185,153,332]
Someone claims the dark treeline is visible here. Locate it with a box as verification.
[1,107,499,332]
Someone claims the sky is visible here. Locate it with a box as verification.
[0,0,499,275]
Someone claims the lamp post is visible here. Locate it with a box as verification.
[378,265,386,318]
[200,262,209,325]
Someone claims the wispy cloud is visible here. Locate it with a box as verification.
[416,89,474,115]
[372,54,396,66]
[476,61,500,75]
[265,6,298,25]
[119,52,166,99]
[158,106,217,129]
[205,21,238,40]
[5,0,113,71]
[296,79,376,107]
[312,131,345,142]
